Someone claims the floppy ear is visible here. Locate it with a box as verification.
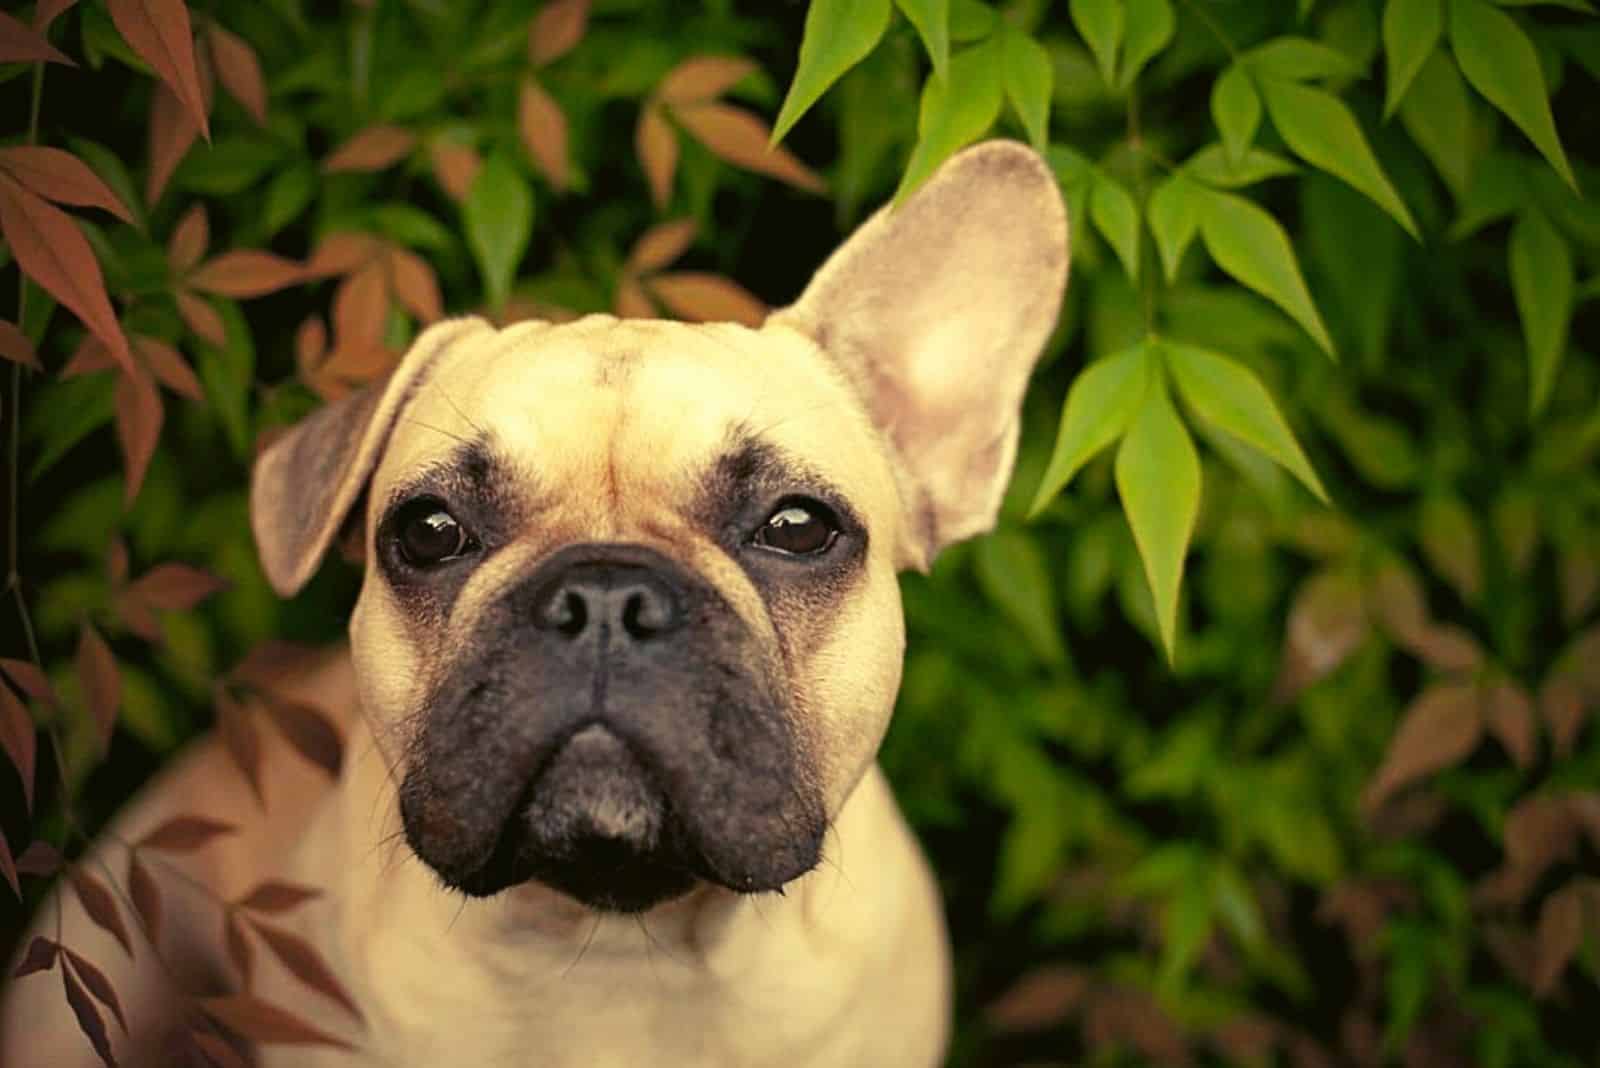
[250,316,493,596]
[767,140,1069,570]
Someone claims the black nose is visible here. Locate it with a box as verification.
[531,560,685,641]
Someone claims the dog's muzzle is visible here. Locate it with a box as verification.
[397,544,825,912]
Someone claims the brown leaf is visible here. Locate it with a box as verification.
[0,146,134,223]
[108,540,130,587]
[64,948,129,1032]
[34,0,81,32]
[223,913,253,983]
[0,174,132,371]
[673,102,826,193]
[323,125,416,174]
[1211,1014,1280,1064]
[128,562,229,610]
[198,993,354,1049]
[332,261,389,353]
[13,936,58,978]
[1273,570,1370,703]
[0,319,41,369]
[236,880,322,914]
[17,840,63,876]
[136,336,205,400]
[304,231,381,279]
[189,250,304,298]
[635,105,678,210]
[387,249,443,324]
[1367,560,1430,643]
[146,82,201,206]
[613,276,656,319]
[518,79,570,190]
[116,590,163,643]
[0,827,18,899]
[1083,987,1192,1067]
[168,203,208,272]
[1484,680,1536,770]
[107,0,209,138]
[248,920,363,1020]
[205,23,267,125]
[215,690,262,804]
[658,55,757,104]
[263,697,343,777]
[1532,884,1584,996]
[1362,683,1483,814]
[1503,793,1579,876]
[188,1029,251,1068]
[529,0,589,65]
[0,657,54,702]
[69,867,134,956]
[429,142,482,202]
[61,957,117,1067]
[60,337,119,380]
[230,641,326,691]
[647,272,766,326]
[127,855,162,944]
[0,682,36,813]
[1404,624,1485,674]
[985,965,1089,1033]
[114,364,165,503]
[138,815,237,853]
[76,623,121,752]
[1539,675,1588,760]
[294,315,327,375]
[0,11,76,65]
[626,219,696,274]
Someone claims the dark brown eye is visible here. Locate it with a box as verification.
[753,501,837,556]
[396,502,471,566]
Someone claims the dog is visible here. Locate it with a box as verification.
[1,139,1068,1066]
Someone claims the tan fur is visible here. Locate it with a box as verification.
[1,140,1067,1067]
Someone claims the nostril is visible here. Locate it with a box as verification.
[557,591,588,637]
[621,589,675,639]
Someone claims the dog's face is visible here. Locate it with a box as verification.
[251,141,1067,912]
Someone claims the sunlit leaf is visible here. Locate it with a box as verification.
[658,56,758,104]
[1147,173,1200,282]
[1382,0,1443,116]
[636,104,678,209]
[772,0,892,143]
[1031,341,1151,513]
[675,103,826,193]
[896,0,951,81]
[518,79,571,190]
[1197,187,1335,357]
[647,273,766,326]
[1184,144,1299,188]
[1089,172,1139,282]
[1211,64,1261,166]
[626,219,696,273]
[1069,0,1123,85]
[1508,209,1573,416]
[1397,49,1474,197]
[462,154,534,312]
[1245,36,1361,81]
[896,37,1004,200]
[1001,27,1052,151]
[1119,0,1175,89]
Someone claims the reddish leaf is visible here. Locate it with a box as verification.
[613,276,656,319]
[198,994,354,1049]
[135,336,205,400]
[236,880,322,914]
[635,105,678,210]
[34,0,80,32]
[115,365,164,504]
[648,272,766,326]
[230,641,324,690]
[116,591,162,643]
[294,315,327,375]
[429,142,481,201]
[127,855,162,944]
[1503,794,1579,876]
[0,11,76,65]
[1484,680,1536,770]
[323,125,416,174]
[0,827,18,899]
[223,913,253,983]
[1532,884,1584,996]
[107,0,210,139]
[0,320,41,369]
[0,147,132,224]
[626,219,696,274]
[216,690,262,804]
[189,250,304,298]
[188,1029,251,1068]
[63,949,128,1032]
[1540,675,1588,760]
[17,840,63,876]
[168,203,208,271]
[658,55,757,104]
[263,697,343,777]
[518,79,570,190]
[0,657,54,702]
[61,958,117,1067]
[985,965,1089,1033]
[529,0,589,65]
[0,682,36,813]
[248,920,363,1020]
[69,868,133,956]
[128,563,229,610]
[107,540,130,586]
[332,262,389,352]
[178,290,227,347]
[12,936,58,978]
[205,23,267,125]
[0,174,131,371]
[387,248,443,324]
[304,231,380,278]
[1404,624,1485,674]
[146,82,201,206]
[673,103,826,193]
[1272,571,1369,703]
[61,336,121,378]
[138,815,237,853]
[76,623,121,752]
[1362,683,1483,814]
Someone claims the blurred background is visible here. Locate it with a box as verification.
[1,0,1598,1065]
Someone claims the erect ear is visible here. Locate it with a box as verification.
[767,140,1069,571]
[250,316,494,596]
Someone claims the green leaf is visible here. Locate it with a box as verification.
[1211,64,1261,165]
[1398,49,1475,196]
[1448,151,1526,240]
[1197,188,1336,358]
[772,0,893,143]
[949,0,996,41]
[1115,376,1200,662]
[1163,340,1328,501]
[1245,36,1362,81]
[1508,209,1573,416]
[1148,173,1201,282]
[1184,144,1300,188]
[260,163,317,239]
[26,376,115,482]
[1259,78,1420,238]
[1090,171,1140,282]
[195,301,255,459]
[67,138,147,233]
[1158,876,1213,992]
[1119,0,1176,89]
[463,154,534,313]
[1070,0,1124,86]
[896,37,1005,201]
[974,530,1067,666]
[1031,342,1151,513]
[895,0,950,81]
[1001,27,1053,150]
[1382,0,1444,116]
[1448,0,1575,188]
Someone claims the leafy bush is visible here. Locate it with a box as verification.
[2,0,1598,1065]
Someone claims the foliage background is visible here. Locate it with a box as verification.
[2,0,1599,1064]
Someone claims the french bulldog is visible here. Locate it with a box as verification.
[1,139,1068,1066]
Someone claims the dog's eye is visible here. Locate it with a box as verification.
[752,500,838,556]
[395,501,473,567]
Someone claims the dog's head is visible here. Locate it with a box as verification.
[250,141,1068,912]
